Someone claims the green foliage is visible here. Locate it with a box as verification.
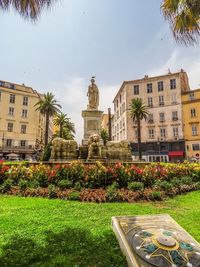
[19,179,29,191]
[48,184,57,199]
[154,180,173,191]
[68,191,80,201]
[101,128,109,146]
[74,182,82,192]
[180,176,193,185]
[106,182,121,202]
[1,179,13,193]
[57,179,72,190]
[42,142,52,162]
[128,181,144,191]
[53,112,75,139]
[151,191,162,201]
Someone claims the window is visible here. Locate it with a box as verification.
[148,113,154,123]
[158,81,163,91]
[122,102,125,113]
[21,124,27,134]
[160,128,166,138]
[171,93,177,104]
[170,79,176,89]
[159,95,164,106]
[6,139,12,147]
[147,97,153,107]
[23,96,28,106]
[191,108,196,117]
[22,109,28,118]
[10,94,15,103]
[173,127,179,137]
[116,99,118,107]
[8,107,14,116]
[119,94,121,103]
[159,112,165,122]
[20,140,26,147]
[9,84,15,90]
[192,125,198,136]
[172,111,178,121]
[192,144,200,151]
[147,83,152,93]
[149,129,154,139]
[133,85,139,95]
[0,81,5,87]
[0,91,1,101]
[7,123,13,132]
[189,93,195,101]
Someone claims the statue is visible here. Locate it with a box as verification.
[87,133,101,160]
[87,77,99,110]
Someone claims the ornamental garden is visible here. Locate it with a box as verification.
[1,161,200,202]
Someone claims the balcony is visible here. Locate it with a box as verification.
[172,117,178,121]
[0,145,35,153]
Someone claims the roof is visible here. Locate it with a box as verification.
[113,70,187,103]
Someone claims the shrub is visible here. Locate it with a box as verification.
[155,180,173,191]
[171,178,182,188]
[58,179,73,190]
[42,142,52,161]
[151,191,162,201]
[1,179,13,193]
[128,182,144,191]
[180,176,193,185]
[48,185,57,199]
[19,179,29,191]
[68,191,80,201]
[105,182,122,202]
[74,182,82,191]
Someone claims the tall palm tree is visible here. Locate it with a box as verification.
[0,0,58,20]
[53,112,75,139]
[35,92,61,146]
[161,0,200,45]
[129,98,149,161]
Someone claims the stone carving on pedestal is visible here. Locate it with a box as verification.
[87,133,102,160]
[82,77,103,147]
[50,137,78,161]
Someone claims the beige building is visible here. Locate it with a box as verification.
[182,89,200,161]
[0,80,50,160]
[112,70,190,162]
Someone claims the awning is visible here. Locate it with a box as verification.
[168,151,184,157]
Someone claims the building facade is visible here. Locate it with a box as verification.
[112,70,190,162]
[0,80,49,160]
[182,89,200,161]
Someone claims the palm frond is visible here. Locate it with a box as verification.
[161,0,200,45]
[0,0,58,20]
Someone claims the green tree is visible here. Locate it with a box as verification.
[101,128,109,146]
[53,112,75,139]
[0,0,58,20]
[129,98,149,161]
[35,92,61,146]
[161,0,200,45]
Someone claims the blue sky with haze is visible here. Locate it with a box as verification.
[1,0,200,142]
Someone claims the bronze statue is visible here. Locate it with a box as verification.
[87,77,99,110]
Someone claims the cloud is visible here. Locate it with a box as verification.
[50,77,119,144]
[149,47,200,89]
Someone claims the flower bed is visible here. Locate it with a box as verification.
[0,161,200,202]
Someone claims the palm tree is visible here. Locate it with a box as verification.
[0,0,58,20]
[53,112,75,139]
[161,0,200,45]
[129,98,149,161]
[35,92,61,146]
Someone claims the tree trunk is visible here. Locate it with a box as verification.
[45,113,50,146]
[137,118,142,161]
[60,123,63,138]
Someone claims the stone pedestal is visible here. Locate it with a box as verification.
[82,109,103,146]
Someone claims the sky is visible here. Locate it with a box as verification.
[0,0,200,143]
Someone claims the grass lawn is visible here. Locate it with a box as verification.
[0,192,200,267]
